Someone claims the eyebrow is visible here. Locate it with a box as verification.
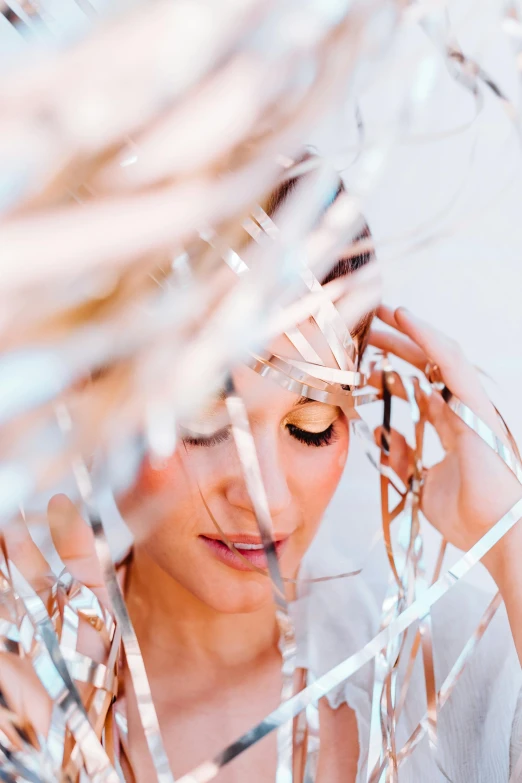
[216,386,311,406]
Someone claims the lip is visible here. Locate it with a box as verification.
[199,534,290,572]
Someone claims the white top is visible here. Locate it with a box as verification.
[293,548,522,782]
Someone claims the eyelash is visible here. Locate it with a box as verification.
[182,423,338,449]
[182,428,230,447]
[286,423,337,448]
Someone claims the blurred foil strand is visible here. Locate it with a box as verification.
[177,373,522,782]
[0,0,521,781]
[225,385,297,783]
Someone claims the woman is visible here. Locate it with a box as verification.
[2,167,522,783]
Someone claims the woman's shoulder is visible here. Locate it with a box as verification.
[294,557,522,781]
[296,545,519,685]
[297,556,521,709]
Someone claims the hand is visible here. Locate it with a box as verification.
[0,494,111,743]
[369,305,522,582]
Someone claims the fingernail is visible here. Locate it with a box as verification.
[396,306,414,321]
[47,494,72,528]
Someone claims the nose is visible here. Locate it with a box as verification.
[225,427,292,520]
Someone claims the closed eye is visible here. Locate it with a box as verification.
[286,422,337,447]
[182,422,338,448]
[181,427,231,447]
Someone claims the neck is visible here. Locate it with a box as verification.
[125,546,280,673]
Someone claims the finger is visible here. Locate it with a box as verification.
[0,704,28,751]
[367,368,458,452]
[376,303,400,330]
[425,392,460,451]
[47,495,108,607]
[394,308,504,440]
[369,328,427,371]
[3,521,54,600]
[0,652,51,739]
[374,426,413,485]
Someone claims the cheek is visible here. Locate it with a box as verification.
[121,445,229,538]
[135,452,182,494]
[292,424,349,518]
[132,445,221,498]
[120,450,199,541]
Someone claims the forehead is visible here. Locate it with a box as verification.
[270,317,341,370]
[229,318,344,413]
[216,257,354,411]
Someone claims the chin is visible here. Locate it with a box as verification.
[198,571,274,614]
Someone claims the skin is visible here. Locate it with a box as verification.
[3,305,522,782]
[122,366,348,613]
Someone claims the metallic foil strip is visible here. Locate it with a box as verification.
[8,567,120,782]
[245,204,358,371]
[206,220,328,371]
[177,496,522,783]
[60,649,116,692]
[416,541,443,776]
[291,672,308,783]
[0,542,97,775]
[66,417,174,781]
[298,266,356,371]
[248,354,379,409]
[253,352,351,396]
[397,374,522,483]
[284,327,324,365]
[393,539,448,726]
[369,372,510,781]
[302,705,320,783]
[0,738,53,783]
[404,378,441,768]
[291,668,321,783]
[196,485,362,589]
[277,609,298,783]
[443,388,522,482]
[379,364,403,588]
[493,403,522,465]
[397,592,503,767]
[420,11,518,147]
[352,417,407,496]
[242,216,272,249]
[45,703,66,771]
[367,365,405,783]
[367,491,415,783]
[205,217,328,371]
[0,1,31,34]
[224,387,288,605]
[272,356,366,388]
[81,491,175,783]
[224,384,297,783]
[438,591,502,710]
[200,227,249,276]
[0,559,23,657]
[255,203,360,372]
[57,571,119,692]
[182,360,522,782]
[72,0,97,19]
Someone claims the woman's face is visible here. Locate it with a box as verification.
[122,328,350,614]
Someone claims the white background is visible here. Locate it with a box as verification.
[2,0,520,586]
[308,0,522,592]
